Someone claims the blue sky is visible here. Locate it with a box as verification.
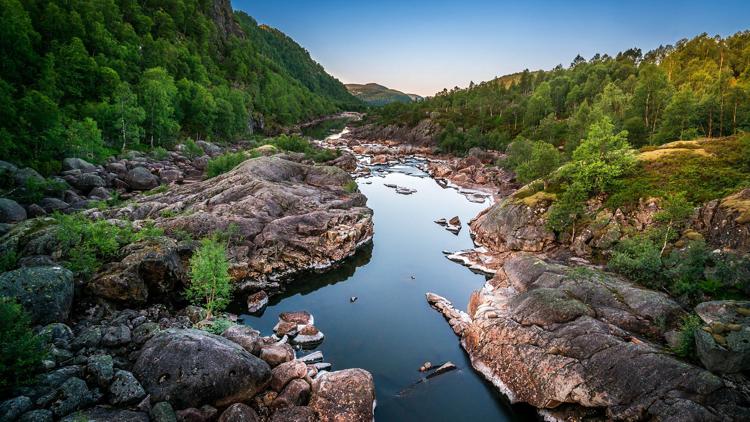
[233,1,750,97]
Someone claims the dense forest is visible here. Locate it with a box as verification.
[0,0,362,173]
[374,31,750,154]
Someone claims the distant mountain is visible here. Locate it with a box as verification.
[346,83,423,106]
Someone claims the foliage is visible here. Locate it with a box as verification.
[186,237,232,318]
[150,147,169,161]
[0,250,18,273]
[0,0,361,170]
[674,314,702,360]
[514,140,562,183]
[343,180,358,193]
[372,31,750,155]
[206,152,248,178]
[53,213,161,274]
[547,117,637,233]
[266,134,340,162]
[201,318,234,335]
[182,138,204,159]
[608,235,664,286]
[0,297,48,395]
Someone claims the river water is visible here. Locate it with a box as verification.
[240,132,534,420]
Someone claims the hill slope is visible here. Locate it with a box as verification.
[0,0,360,170]
[346,83,422,106]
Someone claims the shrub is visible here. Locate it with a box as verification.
[54,213,137,274]
[186,237,232,318]
[343,180,358,193]
[515,140,562,184]
[150,146,169,160]
[0,250,18,273]
[0,298,48,395]
[674,314,702,359]
[206,152,247,178]
[183,138,204,159]
[608,235,663,286]
[201,318,234,335]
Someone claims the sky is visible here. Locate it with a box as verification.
[233,0,750,97]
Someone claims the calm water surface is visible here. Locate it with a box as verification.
[240,158,533,421]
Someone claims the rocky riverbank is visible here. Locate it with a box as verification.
[0,138,377,421]
[0,303,376,422]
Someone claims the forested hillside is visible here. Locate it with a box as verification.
[346,83,422,106]
[0,0,361,173]
[374,31,750,154]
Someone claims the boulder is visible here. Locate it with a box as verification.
[272,378,311,408]
[694,188,750,253]
[175,405,217,422]
[247,290,269,314]
[38,197,69,213]
[68,173,105,193]
[196,140,221,157]
[85,354,114,388]
[0,396,32,421]
[126,167,160,191]
[222,324,263,355]
[0,160,18,175]
[13,168,44,187]
[0,266,74,324]
[109,370,146,405]
[471,194,556,252]
[88,237,184,303]
[62,158,97,173]
[694,300,750,373]
[290,325,324,347]
[269,406,318,422]
[217,403,259,422]
[309,369,375,422]
[60,407,148,422]
[40,323,74,349]
[133,329,271,409]
[150,402,177,422]
[279,311,313,326]
[0,198,27,223]
[26,203,47,218]
[260,343,295,367]
[270,360,308,392]
[88,187,111,200]
[49,377,97,418]
[18,409,53,422]
[101,325,132,347]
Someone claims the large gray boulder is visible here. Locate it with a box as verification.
[13,168,44,187]
[67,173,105,193]
[0,198,27,223]
[62,158,96,173]
[0,266,74,324]
[133,329,271,409]
[126,167,159,191]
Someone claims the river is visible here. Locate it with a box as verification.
[239,129,534,421]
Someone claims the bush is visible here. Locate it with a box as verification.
[674,314,702,359]
[201,318,234,335]
[150,146,169,160]
[0,250,18,273]
[183,138,204,159]
[206,152,248,178]
[0,298,48,395]
[343,180,358,193]
[54,213,153,274]
[515,140,562,183]
[608,235,663,286]
[186,237,232,318]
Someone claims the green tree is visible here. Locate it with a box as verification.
[0,297,48,395]
[515,140,562,184]
[66,117,106,162]
[139,67,179,148]
[112,82,145,151]
[186,237,232,318]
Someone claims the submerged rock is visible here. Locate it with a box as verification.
[247,290,269,314]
